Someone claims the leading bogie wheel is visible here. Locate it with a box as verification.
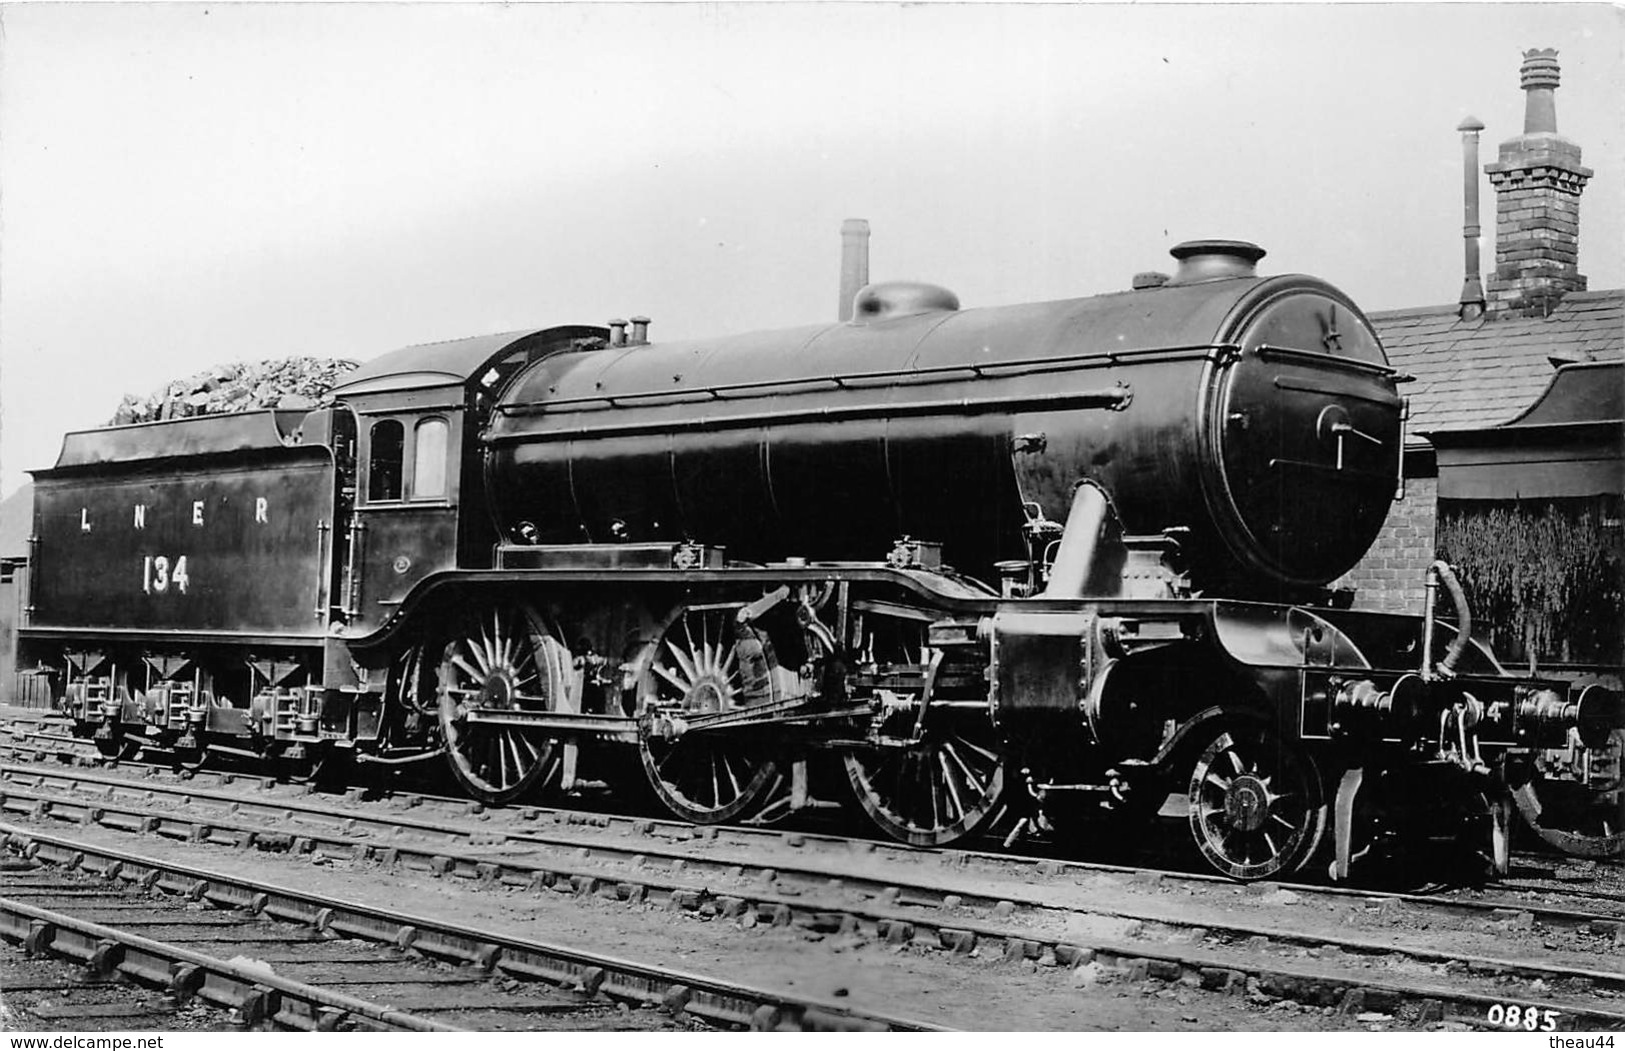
[638,604,783,824]
[1511,726,1624,859]
[435,603,567,805]
[1186,723,1328,880]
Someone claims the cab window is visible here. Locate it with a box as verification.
[412,418,449,498]
[367,420,404,501]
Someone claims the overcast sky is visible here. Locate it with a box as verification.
[1,2,1620,497]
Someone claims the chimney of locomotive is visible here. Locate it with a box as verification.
[1164,240,1266,285]
[607,318,628,347]
[838,218,871,322]
[629,316,651,346]
[1458,116,1487,321]
[1484,49,1591,318]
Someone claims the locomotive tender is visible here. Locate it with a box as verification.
[22,239,1621,879]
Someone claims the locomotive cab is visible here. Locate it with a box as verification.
[324,325,608,635]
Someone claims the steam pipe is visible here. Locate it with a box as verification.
[1421,560,1472,680]
[1457,117,1486,320]
[1039,481,1111,598]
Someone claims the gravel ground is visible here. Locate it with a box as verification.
[0,815,1499,1033]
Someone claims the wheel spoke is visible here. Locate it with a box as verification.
[940,739,987,796]
[665,639,700,687]
[938,751,966,821]
[722,752,743,801]
[452,655,483,686]
[492,609,507,667]
[654,663,690,698]
[926,760,942,831]
[951,735,1000,764]
[497,733,518,789]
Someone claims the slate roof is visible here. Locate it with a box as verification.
[1369,289,1624,435]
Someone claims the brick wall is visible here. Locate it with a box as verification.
[1335,477,1438,614]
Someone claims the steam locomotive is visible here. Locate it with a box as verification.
[20,238,1621,880]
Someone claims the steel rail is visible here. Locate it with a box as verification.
[0,894,458,1032]
[0,822,947,1033]
[5,760,1622,931]
[5,726,1621,916]
[5,772,1625,1031]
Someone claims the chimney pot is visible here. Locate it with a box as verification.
[1520,48,1562,135]
[607,319,628,347]
[629,316,651,346]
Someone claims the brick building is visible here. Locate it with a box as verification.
[1338,49,1623,671]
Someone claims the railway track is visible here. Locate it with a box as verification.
[4,743,1620,912]
[9,707,1616,875]
[8,715,1616,895]
[0,825,943,1033]
[3,759,1623,1031]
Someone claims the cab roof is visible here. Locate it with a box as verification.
[329,325,607,398]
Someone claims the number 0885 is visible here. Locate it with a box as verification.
[1486,1003,1559,1031]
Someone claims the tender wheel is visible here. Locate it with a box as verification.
[94,731,143,763]
[436,604,566,805]
[1511,727,1624,859]
[276,748,329,785]
[171,744,209,774]
[638,605,782,824]
[1187,724,1328,880]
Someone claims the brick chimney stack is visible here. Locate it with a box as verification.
[1484,48,1592,318]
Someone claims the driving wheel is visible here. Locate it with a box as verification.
[638,604,782,824]
[436,603,567,805]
